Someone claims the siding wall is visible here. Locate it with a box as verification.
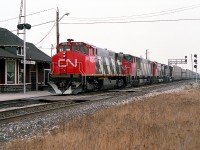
[38,63,50,83]
[0,59,50,93]
[0,59,5,84]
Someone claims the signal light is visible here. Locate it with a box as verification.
[193,54,197,69]
[17,23,31,30]
[17,24,24,30]
[24,24,31,30]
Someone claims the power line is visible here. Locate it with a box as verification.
[5,4,200,46]
[32,20,55,27]
[26,8,55,17]
[35,21,56,45]
[64,4,200,21]
[12,18,200,46]
[0,8,55,23]
[32,18,200,46]
[61,18,200,24]
[2,4,200,23]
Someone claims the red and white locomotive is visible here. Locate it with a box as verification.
[49,39,198,94]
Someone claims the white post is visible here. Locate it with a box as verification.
[196,68,197,83]
[191,54,193,72]
[23,0,26,93]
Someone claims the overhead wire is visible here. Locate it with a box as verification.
[32,20,55,27]
[35,21,56,45]
[61,18,200,24]
[2,4,200,23]
[0,8,55,23]
[64,4,200,21]
[27,4,200,45]
[3,4,200,45]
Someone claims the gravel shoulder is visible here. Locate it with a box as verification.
[0,80,199,145]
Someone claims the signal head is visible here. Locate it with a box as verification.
[24,23,31,30]
[17,24,24,30]
[17,23,31,30]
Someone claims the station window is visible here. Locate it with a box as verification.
[17,47,24,56]
[6,60,16,84]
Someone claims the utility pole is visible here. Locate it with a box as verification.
[56,8,59,47]
[17,0,31,93]
[17,0,23,36]
[146,49,148,59]
[23,0,26,93]
[56,8,69,53]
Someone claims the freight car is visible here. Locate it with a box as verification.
[48,39,199,94]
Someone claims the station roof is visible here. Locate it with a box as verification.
[0,27,51,62]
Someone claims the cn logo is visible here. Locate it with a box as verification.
[58,59,78,68]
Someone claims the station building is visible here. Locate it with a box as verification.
[0,27,51,93]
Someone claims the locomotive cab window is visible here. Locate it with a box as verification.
[90,48,95,56]
[124,55,133,62]
[72,45,79,51]
[80,45,88,55]
[58,45,70,52]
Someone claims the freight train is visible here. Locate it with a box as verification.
[48,39,199,94]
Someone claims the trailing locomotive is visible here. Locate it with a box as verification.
[49,39,199,94]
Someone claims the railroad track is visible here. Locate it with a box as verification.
[0,92,117,121]
[0,80,195,145]
[0,80,191,122]
[0,99,47,110]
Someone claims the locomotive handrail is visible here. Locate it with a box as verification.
[78,61,87,86]
[77,62,85,75]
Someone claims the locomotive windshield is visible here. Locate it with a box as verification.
[58,45,70,52]
[80,45,88,54]
[72,45,89,55]
[58,44,89,55]
[124,55,133,62]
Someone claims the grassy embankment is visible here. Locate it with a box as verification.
[4,88,200,150]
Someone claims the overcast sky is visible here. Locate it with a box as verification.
[0,0,200,72]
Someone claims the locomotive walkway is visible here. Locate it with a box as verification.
[0,91,52,101]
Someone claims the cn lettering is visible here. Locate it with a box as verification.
[58,59,78,67]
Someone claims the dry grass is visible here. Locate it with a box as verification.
[4,88,200,150]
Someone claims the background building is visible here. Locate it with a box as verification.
[0,27,51,93]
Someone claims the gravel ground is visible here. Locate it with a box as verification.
[0,80,199,145]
